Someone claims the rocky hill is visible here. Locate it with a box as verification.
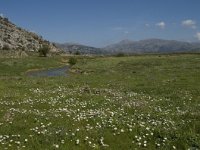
[104,39,200,54]
[0,16,60,53]
[56,43,107,55]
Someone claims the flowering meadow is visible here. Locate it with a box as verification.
[0,54,199,149]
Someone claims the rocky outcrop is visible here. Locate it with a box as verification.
[0,16,60,53]
[56,43,108,55]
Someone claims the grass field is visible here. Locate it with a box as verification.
[0,54,199,149]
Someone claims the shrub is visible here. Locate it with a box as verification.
[115,52,125,57]
[38,45,50,57]
[3,17,9,22]
[69,50,72,54]
[2,44,10,50]
[75,51,81,55]
[68,57,77,66]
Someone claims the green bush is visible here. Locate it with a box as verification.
[68,57,77,66]
[115,52,126,57]
[75,51,81,55]
[38,45,50,57]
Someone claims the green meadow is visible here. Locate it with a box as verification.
[0,54,199,149]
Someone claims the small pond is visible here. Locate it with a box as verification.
[27,66,69,77]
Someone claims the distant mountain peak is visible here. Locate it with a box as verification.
[118,39,133,44]
[104,38,200,53]
[55,43,107,55]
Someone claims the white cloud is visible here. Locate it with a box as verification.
[156,21,166,29]
[145,24,150,27]
[112,27,130,34]
[124,31,130,34]
[182,19,196,29]
[196,32,200,41]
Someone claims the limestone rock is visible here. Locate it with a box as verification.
[0,16,61,53]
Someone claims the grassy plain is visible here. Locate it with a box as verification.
[0,54,199,149]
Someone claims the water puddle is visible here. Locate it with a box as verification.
[27,66,69,77]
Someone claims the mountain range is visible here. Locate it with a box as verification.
[1,16,200,55]
[103,39,200,54]
[56,39,200,55]
[55,43,108,55]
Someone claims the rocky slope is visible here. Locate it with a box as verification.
[0,16,60,53]
[56,43,107,55]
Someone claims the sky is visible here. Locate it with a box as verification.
[1,0,200,47]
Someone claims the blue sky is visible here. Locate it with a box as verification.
[1,0,200,47]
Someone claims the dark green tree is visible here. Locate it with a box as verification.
[75,51,81,55]
[68,57,77,66]
[38,45,50,57]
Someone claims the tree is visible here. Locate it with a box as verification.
[68,57,77,66]
[75,51,81,55]
[38,45,50,57]
[115,52,125,57]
